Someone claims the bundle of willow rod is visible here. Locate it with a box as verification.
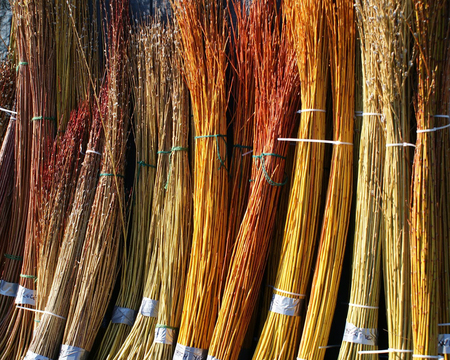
[410,0,448,356]
[253,0,328,359]
[145,27,193,360]
[296,0,355,358]
[172,0,229,356]
[207,2,300,359]
[60,0,130,356]
[338,2,385,357]
[93,19,168,360]
[375,0,413,357]
[222,0,255,288]
[0,0,32,327]
[25,93,105,360]
[0,59,15,143]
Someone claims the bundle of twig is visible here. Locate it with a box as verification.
[296,0,355,358]
[337,0,386,357]
[25,91,105,360]
[0,58,15,143]
[93,18,168,360]
[207,2,300,359]
[59,0,130,356]
[171,0,229,356]
[253,0,328,358]
[410,0,448,356]
[145,26,193,360]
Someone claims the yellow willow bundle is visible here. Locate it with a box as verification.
[111,19,173,360]
[253,0,328,358]
[297,0,355,358]
[337,1,386,358]
[410,0,448,356]
[59,1,129,357]
[376,0,414,358]
[145,28,193,360]
[208,1,300,359]
[172,0,229,356]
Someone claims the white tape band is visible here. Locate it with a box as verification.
[16,306,66,320]
[386,143,416,148]
[0,107,17,115]
[23,351,51,360]
[417,123,450,133]
[85,149,102,156]
[269,293,303,317]
[348,302,379,310]
[173,343,207,360]
[139,298,158,318]
[154,326,177,345]
[296,109,326,114]
[58,345,89,360]
[278,138,353,146]
[358,349,413,354]
[0,280,19,297]
[343,321,378,346]
[15,286,36,306]
[439,334,450,354]
[111,306,137,326]
[412,355,443,359]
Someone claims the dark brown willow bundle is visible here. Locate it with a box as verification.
[208,1,300,359]
[172,0,229,356]
[410,0,448,356]
[296,0,355,358]
[0,58,15,143]
[60,0,130,357]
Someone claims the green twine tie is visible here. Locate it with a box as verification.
[136,160,156,183]
[20,274,37,283]
[99,173,125,179]
[155,324,179,330]
[194,134,228,171]
[4,254,23,261]
[31,116,56,122]
[252,153,288,186]
[16,62,28,72]
[164,146,189,189]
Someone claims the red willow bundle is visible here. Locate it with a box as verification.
[207,1,300,359]
[171,0,229,356]
[296,0,355,358]
[0,59,15,143]
[59,0,130,357]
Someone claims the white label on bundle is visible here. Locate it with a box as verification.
[343,321,378,346]
[15,286,36,306]
[0,280,19,297]
[154,326,176,345]
[269,293,303,316]
[111,306,137,326]
[58,345,89,360]
[139,297,158,318]
[23,350,51,360]
[173,343,207,360]
[439,334,450,354]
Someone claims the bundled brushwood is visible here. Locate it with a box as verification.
[59,0,130,357]
[112,19,174,360]
[0,59,15,143]
[296,0,355,358]
[25,92,105,360]
[145,27,193,360]
[253,0,328,359]
[207,1,300,359]
[410,0,448,356]
[171,0,229,356]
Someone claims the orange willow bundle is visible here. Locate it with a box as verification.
[59,0,130,357]
[253,0,328,358]
[172,0,229,356]
[207,1,300,359]
[296,0,355,358]
[410,0,448,357]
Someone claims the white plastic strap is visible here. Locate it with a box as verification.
[242,150,253,157]
[386,143,416,148]
[434,115,450,118]
[58,345,89,360]
[85,149,102,156]
[207,356,220,360]
[417,123,450,133]
[16,305,66,320]
[268,285,305,297]
[139,297,158,318]
[278,138,353,146]
[111,306,137,326]
[355,111,363,116]
[154,326,176,345]
[23,351,51,360]
[348,302,379,310]
[358,348,413,355]
[296,109,326,114]
[343,321,378,346]
[439,334,450,354]
[269,293,304,316]
[10,117,16,121]
[173,343,207,360]
[361,112,383,117]
[412,355,443,359]
[439,323,450,326]
[0,280,19,297]
[318,345,340,349]
[15,286,36,306]
[0,107,17,115]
